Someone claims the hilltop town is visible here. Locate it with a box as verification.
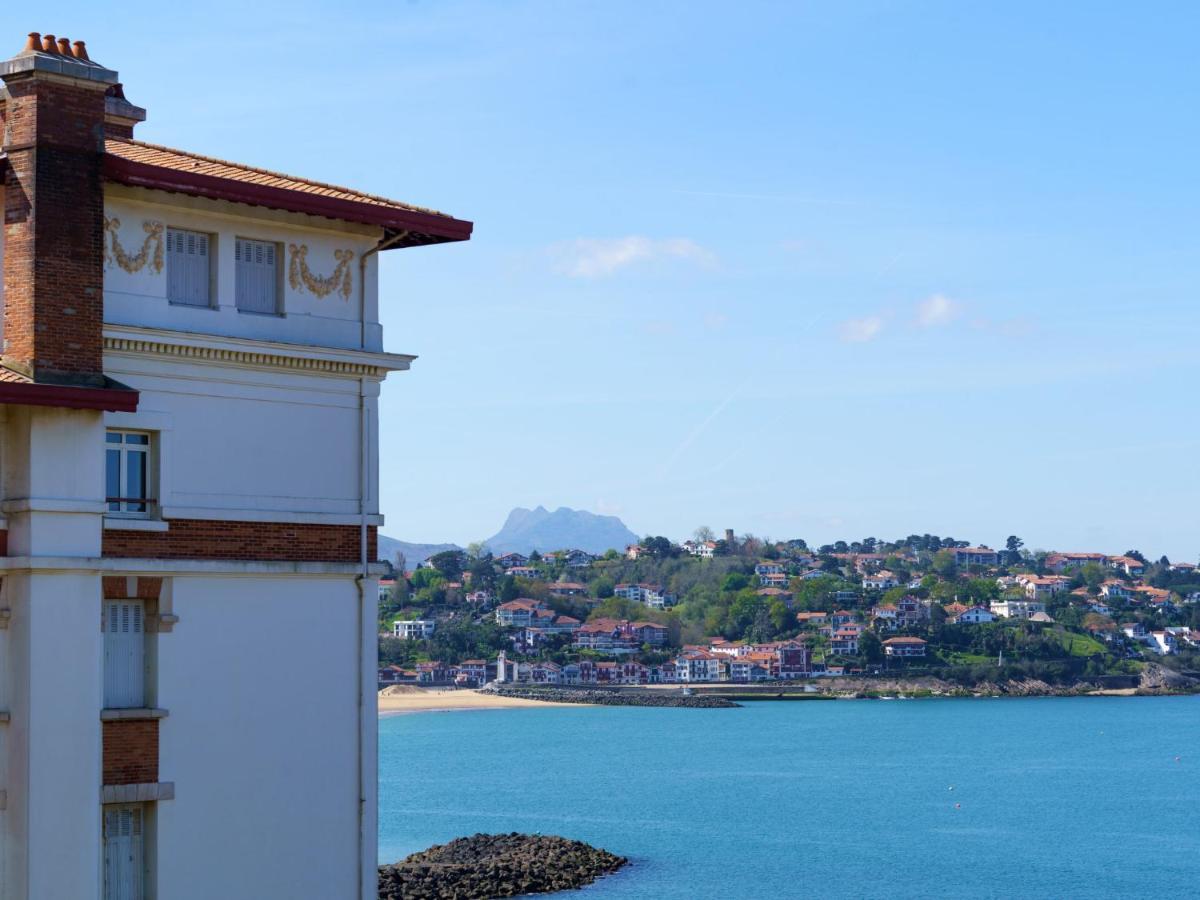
[377,530,1200,691]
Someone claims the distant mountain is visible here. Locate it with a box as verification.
[377,535,461,568]
[484,506,639,556]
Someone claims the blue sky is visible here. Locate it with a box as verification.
[53,1,1200,558]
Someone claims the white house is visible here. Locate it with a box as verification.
[862,570,899,591]
[563,549,595,568]
[1018,575,1071,600]
[1045,552,1109,572]
[1100,580,1131,600]
[0,33,471,900]
[392,619,437,640]
[675,651,722,682]
[953,605,996,624]
[1122,622,1148,640]
[883,637,927,658]
[495,599,551,627]
[949,547,1000,567]
[1108,555,1146,577]
[991,599,1048,619]
[613,582,677,608]
[1149,631,1177,655]
[505,565,543,580]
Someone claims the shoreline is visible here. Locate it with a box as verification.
[379,676,1198,714]
[378,687,587,714]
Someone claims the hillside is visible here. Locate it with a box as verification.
[378,535,462,567]
[484,506,639,555]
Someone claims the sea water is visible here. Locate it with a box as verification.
[379,696,1198,898]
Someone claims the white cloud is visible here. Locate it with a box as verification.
[839,315,886,343]
[556,236,714,278]
[915,294,962,327]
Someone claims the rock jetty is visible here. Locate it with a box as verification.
[378,833,627,899]
[487,686,739,708]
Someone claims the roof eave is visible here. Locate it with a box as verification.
[0,380,139,412]
[102,155,473,247]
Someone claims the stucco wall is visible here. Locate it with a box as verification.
[102,352,380,525]
[155,575,365,899]
[102,189,383,352]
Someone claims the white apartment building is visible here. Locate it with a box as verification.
[991,599,1048,619]
[0,33,470,899]
[393,619,437,640]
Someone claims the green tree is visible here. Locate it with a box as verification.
[642,536,678,558]
[722,572,750,592]
[468,554,497,591]
[860,631,883,663]
[1081,562,1105,593]
[410,568,445,592]
[427,550,463,581]
[497,575,519,604]
[932,550,958,580]
[746,607,776,643]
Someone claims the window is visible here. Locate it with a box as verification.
[235,237,279,314]
[104,600,145,708]
[106,430,154,516]
[165,227,211,307]
[103,805,146,900]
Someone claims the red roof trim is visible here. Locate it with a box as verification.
[0,381,139,412]
[102,155,474,245]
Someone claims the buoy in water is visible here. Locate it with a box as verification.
[954,803,961,809]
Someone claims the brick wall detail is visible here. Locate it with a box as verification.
[102,520,377,562]
[103,719,159,785]
[101,575,163,599]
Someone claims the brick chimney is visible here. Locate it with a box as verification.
[1,33,122,386]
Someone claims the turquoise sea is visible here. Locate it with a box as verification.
[379,697,1198,899]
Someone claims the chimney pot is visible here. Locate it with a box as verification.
[22,32,41,53]
[72,40,89,60]
[41,34,58,54]
[57,37,72,56]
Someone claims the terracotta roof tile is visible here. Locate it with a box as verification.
[0,368,32,384]
[104,138,456,220]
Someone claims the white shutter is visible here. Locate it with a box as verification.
[166,228,211,306]
[235,237,279,313]
[104,806,145,900]
[104,601,145,709]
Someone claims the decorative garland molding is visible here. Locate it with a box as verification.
[104,217,164,274]
[103,327,413,378]
[288,244,354,300]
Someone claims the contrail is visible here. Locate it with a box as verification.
[658,312,826,477]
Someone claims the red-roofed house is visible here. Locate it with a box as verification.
[883,637,927,658]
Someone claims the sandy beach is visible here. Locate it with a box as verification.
[378,686,579,714]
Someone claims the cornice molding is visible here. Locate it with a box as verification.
[103,325,413,378]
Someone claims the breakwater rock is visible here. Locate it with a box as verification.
[488,686,739,708]
[1138,663,1198,693]
[378,832,627,899]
